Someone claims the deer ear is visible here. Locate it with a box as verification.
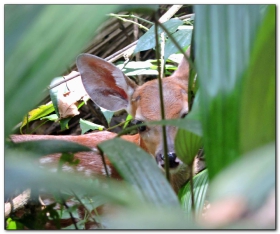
[171,47,190,86]
[76,54,137,111]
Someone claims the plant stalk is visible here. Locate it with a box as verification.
[108,13,153,25]
[108,13,149,31]
[155,13,170,182]
[189,164,195,216]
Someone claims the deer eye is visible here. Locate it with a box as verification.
[134,120,147,132]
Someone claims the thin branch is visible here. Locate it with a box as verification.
[157,20,194,70]
[108,13,149,31]
[155,13,170,182]
[179,13,195,20]
[48,5,185,91]
[5,189,31,218]
[105,119,130,132]
[97,146,110,178]
[71,190,104,229]
[109,13,154,25]
[159,5,183,22]
[107,4,184,63]
[189,164,195,217]
[60,194,78,230]
[160,32,165,78]
[48,72,80,90]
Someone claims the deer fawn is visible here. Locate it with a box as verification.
[11,48,197,194]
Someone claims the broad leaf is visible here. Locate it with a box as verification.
[208,142,275,215]
[5,5,120,138]
[179,169,209,215]
[98,138,180,207]
[119,117,202,138]
[102,206,199,229]
[49,76,65,118]
[100,107,114,126]
[239,5,276,153]
[134,18,184,54]
[79,118,104,134]
[164,28,192,61]
[11,139,91,156]
[5,148,143,206]
[59,117,71,131]
[175,129,202,166]
[20,102,55,132]
[194,5,266,180]
[40,113,59,121]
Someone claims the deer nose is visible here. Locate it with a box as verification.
[158,152,179,168]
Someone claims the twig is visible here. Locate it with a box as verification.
[60,194,78,230]
[48,5,184,91]
[157,20,194,70]
[159,5,183,22]
[5,189,31,218]
[107,4,184,63]
[155,13,170,182]
[160,32,165,78]
[179,13,195,20]
[108,13,154,25]
[71,190,104,229]
[189,164,195,216]
[48,72,80,90]
[108,13,149,31]
[97,147,110,178]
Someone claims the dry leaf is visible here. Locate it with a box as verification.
[58,92,80,118]
[56,71,89,118]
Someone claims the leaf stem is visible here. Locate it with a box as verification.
[108,13,154,25]
[155,13,170,182]
[105,119,131,132]
[189,164,195,217]
[108,13,149,31]
[157,20,195,70]
[60,194,78,230]
[97,146,110,178]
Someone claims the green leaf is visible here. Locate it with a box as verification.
[11,139,91,156]
[134,18,184,54]
[5,148,143,206]
[194,5,265,180]
[152,117,202,137]
[119,117,202,138]
[117,60,153,70]
[103,206,199,229]
[49,76,65,118]
[58,153,80,171]
[100,107,114,126]
[6,218,24,230]
[123,114,133,129]
[164,28,192,61]
[5,5,119,138]
[98,138,180,207]
[174,90,203,166]
[186,90,201,122]
[208,142,275,213]
[117,60,159,76]
[79,118,104,134]
[20,102,55,132]
[179,169,209,215]
[239,5,276,153]
[175,128,202,166]
[40,113,59,121]
[59,117,71,131]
